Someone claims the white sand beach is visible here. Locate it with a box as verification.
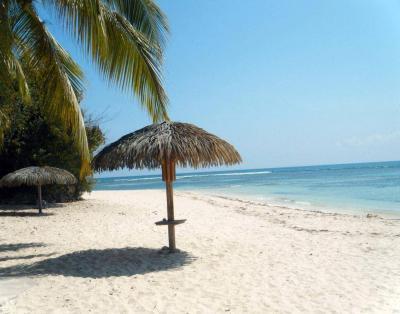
[0,190,399,313]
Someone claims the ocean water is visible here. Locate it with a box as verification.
[94,161,400,216]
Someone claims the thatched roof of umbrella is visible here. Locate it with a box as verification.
[0,166,77,214]
[93,121,242,171]
[93,121,241,251]
[0,166,77,187]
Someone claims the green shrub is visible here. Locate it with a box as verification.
[0,81,105,204]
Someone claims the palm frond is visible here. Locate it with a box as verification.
[99,4,168,121]
[0,1,14,61]
[0,52,31,104]
[0,0,170,173]
[103,0,169,48]
[12,4,90,176]
[42,0,168,122]
[0,0,31,104]
[0,108,10,149]
[41,0,108,62]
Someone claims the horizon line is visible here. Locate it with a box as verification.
[94,159,399,179]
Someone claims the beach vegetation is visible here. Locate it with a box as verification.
[0,73,105,203]
[0,0,169,176]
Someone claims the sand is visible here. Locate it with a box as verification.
[0,190,399,313]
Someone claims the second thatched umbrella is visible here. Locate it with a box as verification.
[93,121,242,250]
[0,166,77,214]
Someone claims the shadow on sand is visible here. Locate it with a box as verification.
[0,253,55,262]
[0,203,66,216]
[0,243,46,253]
[0,203,65,210]
[0,212,54,217]
[0,247,195,279]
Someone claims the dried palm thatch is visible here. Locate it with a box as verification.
[93,121,242,251]
[93,121,242,171]
[0,166,77,214]
[0,166,77,187]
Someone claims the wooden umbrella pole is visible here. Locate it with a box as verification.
[160,158,179,251]
[37,184,42,214]
[162,158,177,250]
[165,179,176,250]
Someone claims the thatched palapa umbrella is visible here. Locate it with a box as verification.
[94,121,242,250]
[0,166,77,214]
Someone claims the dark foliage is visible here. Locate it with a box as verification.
[0,80,105,204]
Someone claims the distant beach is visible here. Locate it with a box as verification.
[95,161,400,217]
[1,190,399,313]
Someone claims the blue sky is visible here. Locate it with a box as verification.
[41,0,400,176]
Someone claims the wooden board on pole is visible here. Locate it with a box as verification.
[155,219,186,225]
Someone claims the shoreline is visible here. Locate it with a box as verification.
[202,191,400,219]
[94,160,400,219]
[95,187,400,219]
[1,189,399,313]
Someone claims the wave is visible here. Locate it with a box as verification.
[109,171,272,183]
[113,177,161,182]
[176,170,271,180]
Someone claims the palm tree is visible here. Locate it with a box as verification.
[0,0,168,176]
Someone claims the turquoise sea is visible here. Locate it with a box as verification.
[94,161,400,216]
